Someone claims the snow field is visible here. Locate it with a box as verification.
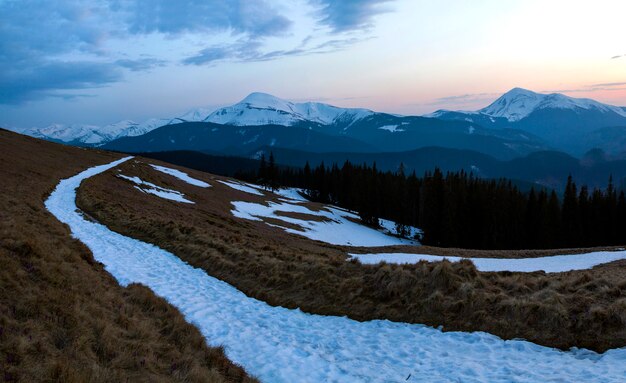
[350,251,626,273]
[231,200,417,247]
[44,158,626,383]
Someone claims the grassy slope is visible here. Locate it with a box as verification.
[76,157,626,352]
[0,130,256,383]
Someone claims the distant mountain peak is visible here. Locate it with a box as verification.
[241,92,285,105]
[479,88,626,121]
[204,92,374,127]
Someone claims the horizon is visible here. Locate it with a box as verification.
[1,0,625,128]
[7,86,626,130]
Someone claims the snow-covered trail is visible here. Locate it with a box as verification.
[351,251,626,273]
[45,158,626,383]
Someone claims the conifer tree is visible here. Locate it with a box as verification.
[258,153,267,187]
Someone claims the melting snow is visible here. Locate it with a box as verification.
[379,218,422,240]
[44,157,626,383]
[232,200,419,247]
[273,188,309,202]
[350,251,626,273]
[218,180,265,196]
[118,174,193,204]
[150,164,211,188]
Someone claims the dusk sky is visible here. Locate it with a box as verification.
[1,0,625,128]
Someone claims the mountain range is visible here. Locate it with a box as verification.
[6,87,626,189]
[13,88,626,159]
[100,91,553,160]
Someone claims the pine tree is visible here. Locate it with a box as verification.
[258,153,267,188]
[561,175,580,246]
[267,152,278,191]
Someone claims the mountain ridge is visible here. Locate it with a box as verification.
[9,88,626,157]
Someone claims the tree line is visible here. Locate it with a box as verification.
[240,154,626,249]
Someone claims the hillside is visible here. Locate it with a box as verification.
[0,129,255,382]
[73,148,626,353]
[3,129,625,381]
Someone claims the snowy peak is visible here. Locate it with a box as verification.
[171,106,215,124]
[480,88,626,121]
[240,92,295,111]
[204,92,374,126]
[480,88,543,121]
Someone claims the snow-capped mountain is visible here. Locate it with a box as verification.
[16,107,215,146]
[14,93,376,146]
[204,92,374,127]
[172,107,216,124]
[431,88,626,123]
[21,120,169,145]
[23,123,104,145]
[429,88,626,155]
[479,88,626,122]
[430,88,626,122]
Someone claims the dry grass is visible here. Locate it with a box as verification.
[352,244,626,259]
[76,157,626,352]
[0,130,256,383]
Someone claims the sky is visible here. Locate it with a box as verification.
[1,0,625,128]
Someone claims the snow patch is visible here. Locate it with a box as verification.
[273,188,309,202]
[218,180,264,196]
[150,165,210,188]
[117,174,193,204]
[350,251,626,273]
[379,218,423,240]
[378,125,405,133]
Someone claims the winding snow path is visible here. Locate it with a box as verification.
[45,158,626,383]
[351,251,626,273]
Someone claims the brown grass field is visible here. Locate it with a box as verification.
[0,130,256,382]
[75,154,626,352]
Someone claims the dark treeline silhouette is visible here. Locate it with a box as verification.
[238,155,626,249]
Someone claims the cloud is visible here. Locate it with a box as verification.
[591,82,626,87]
[0,0,393,103]
[0,1,122,103]
[543,82,626,94]
[0,0,295,103]
[611,55,623,59]
[182,35,373,65]
[119,0,292,37]
[429,93,501,106]
[115,58,167,72]
[0,61,122,104]
[310,0,392,32]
